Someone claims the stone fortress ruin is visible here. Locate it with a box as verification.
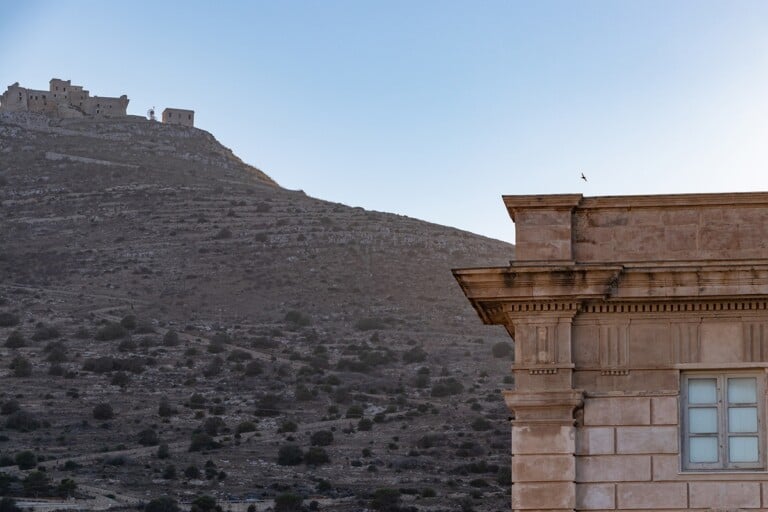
[0,78,194,126]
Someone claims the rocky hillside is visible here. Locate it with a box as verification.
[0,112,515,511]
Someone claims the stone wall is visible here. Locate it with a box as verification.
[82,95,129,117]
[0,79,126,118]
[455,192,768,511]
[162,107,194,127]
[505,193,768,263]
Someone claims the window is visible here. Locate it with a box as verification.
[682,372,763,470]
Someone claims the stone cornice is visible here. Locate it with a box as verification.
[579,191,768,209]
[453,261,768,325]
[503,194,582,222]
[503,389,584,423]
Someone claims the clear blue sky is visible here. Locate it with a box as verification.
[3,1,768,243]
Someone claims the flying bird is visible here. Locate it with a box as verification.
[581,172,587,182]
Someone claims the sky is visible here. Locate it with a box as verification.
[2,1,768,243]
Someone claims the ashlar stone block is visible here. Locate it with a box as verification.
[512,424,575,455]
[583,397,650,426]
[651,396,678,425]
[512,454,575,482]
[689,481,761,509]
[576,483,615,510]
[576,427,614,455]
[511,482,575,510]
[616,482,687,509]
[576,455,650,482]
[616,426,678,454]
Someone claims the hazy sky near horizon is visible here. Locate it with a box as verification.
[2,1,768,243]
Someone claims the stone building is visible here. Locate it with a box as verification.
[454,192,768,511]
[0,78,128,117]
[162,107,194,127]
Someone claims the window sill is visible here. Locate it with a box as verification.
[674,469,768,481]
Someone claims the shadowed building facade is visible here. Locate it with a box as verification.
[454,193,768,511]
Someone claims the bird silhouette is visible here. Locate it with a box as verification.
[581,172,587,182]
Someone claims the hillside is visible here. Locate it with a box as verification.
[0,112,515,511]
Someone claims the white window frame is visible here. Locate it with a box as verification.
[681,371,764,471]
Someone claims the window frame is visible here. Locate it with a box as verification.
[681,371,765,471]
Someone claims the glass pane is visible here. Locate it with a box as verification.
[689,408,718,433]
[690,437,719,463]
[729,436,759,462]
[728,378,757,403]
[689,379,717,404]
[729,407,758,433]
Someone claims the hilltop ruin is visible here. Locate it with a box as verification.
[0,78,194,126]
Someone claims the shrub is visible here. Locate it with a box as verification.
[137,428,159,446]
[82,357,116,373]
[189,432,219,452]
[277,445,303,465]
[157,443,171,459]
[370,488,401,511]
[145,496,180,512]
[491,341,512,358]
[188,393,207,409]
[274,493,303,512]
[304,447,329,465]
[120,315,137,330]
[471,417,492,431]
[213,228,232,240]
[0,400,20,416]
[284,310,310,327]
[310,430,333,446]
[402,346,428,363]
[431,377,464,397]
[207,342,226,354]
[162,465,177,480]
[6,411,40,432]
[0,498,21,512]
[202,356,224,377]
[0,313,19,327]
[158,398,176,417]
[254,394,280,417]
[92,403,114,420]
[162,330,180,346]
[497,465,511,486]
[22,470,51,497]
[63,461,81,470]
[190,496,218,512]
[4,331,24,348]
[56,478,77,498]
[9,356,31,378]
[236,421,256,434]
[95,322,127,341]
[277,420,297,433]
[243,360,262,376]
[358,418,373,431]
[345,405,363,418]
[354,317,387,331]
[111,372,131,387]
[227,349,252,362]
[46,345,68,363]
[203,417,225,436]
[15,451,36,470]
[31,324,60,341]
[184,465,201,479]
